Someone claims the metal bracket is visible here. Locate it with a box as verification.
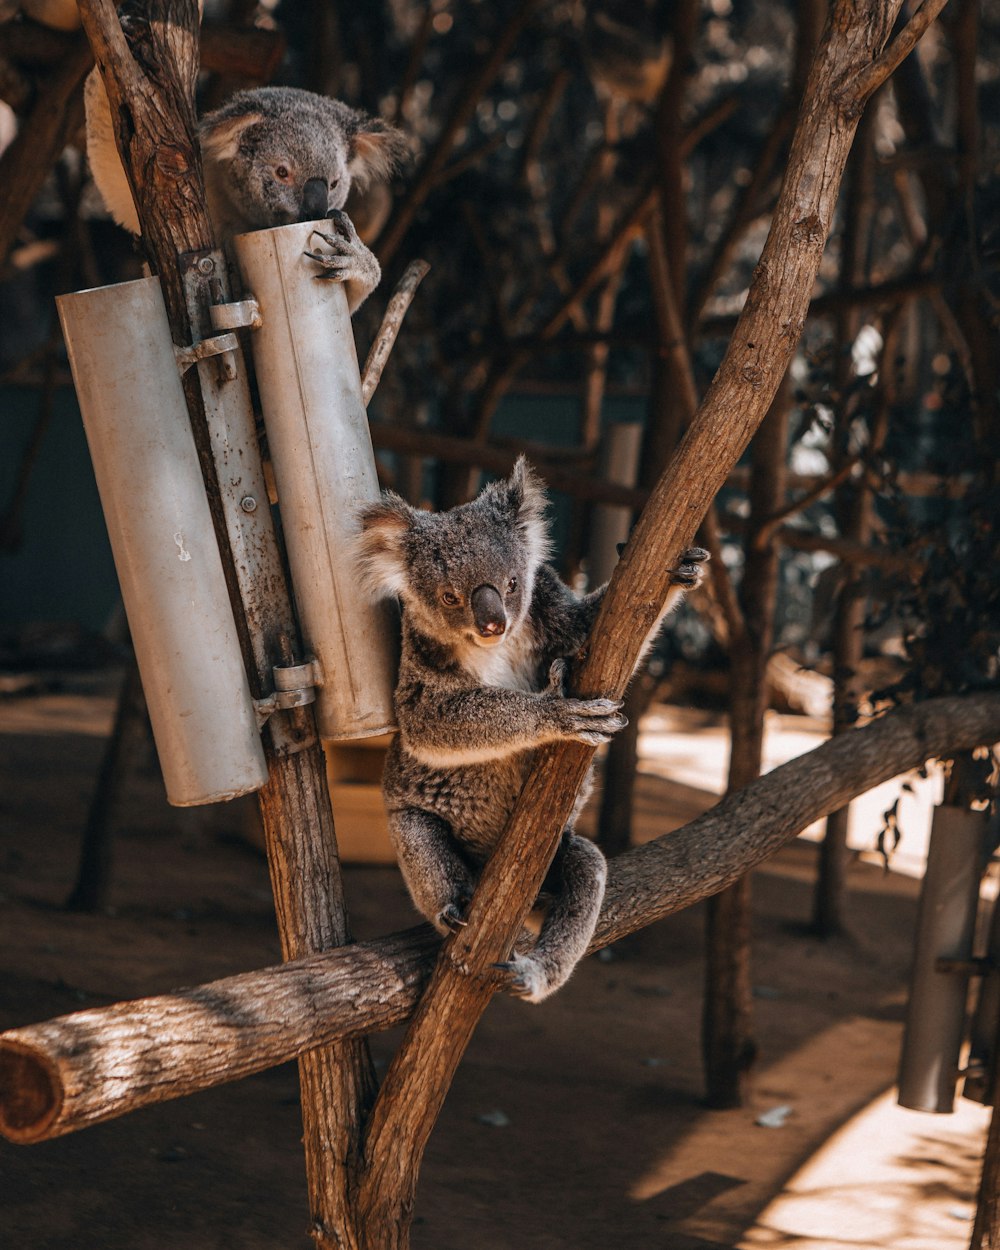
[253,658,324,728]
[210,298,263,332]
[174,332,241,378]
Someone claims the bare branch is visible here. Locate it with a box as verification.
[361,259,431,407]
[852,0,953,104]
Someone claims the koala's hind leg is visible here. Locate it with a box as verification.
[501,832,607,1003]
[388,807,476,934]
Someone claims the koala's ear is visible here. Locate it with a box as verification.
[356,493,414,598]
[200,110,264,162]
[507,456,552,568]
[347,115,410,190]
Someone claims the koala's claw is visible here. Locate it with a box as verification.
[305,216,369,279]
[437,902,469,933]
[668,545,711,589]
[494,954,549,1003]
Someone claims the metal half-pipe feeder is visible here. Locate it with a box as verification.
[231,219,397,742]
[56,276,269,806]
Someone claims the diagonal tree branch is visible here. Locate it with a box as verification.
[353,0,919,1238]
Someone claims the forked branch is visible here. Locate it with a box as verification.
[354,0,926,1241]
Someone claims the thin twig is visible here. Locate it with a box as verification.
[361,260,431,407]
[753,456,861,550]
[376,0,541,265]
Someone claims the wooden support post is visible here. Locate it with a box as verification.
[74,4,373,1244]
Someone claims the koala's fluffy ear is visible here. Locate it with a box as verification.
[348,115,410,190]
[356,494,414,598]
[200,110,264,162]
[507,456,552,570]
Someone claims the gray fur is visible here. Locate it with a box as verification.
[86,82,408,312]
[358,458,708,1002]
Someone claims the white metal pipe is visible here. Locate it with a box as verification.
[897,803,988,1112]
[588,421,643,588]
[57,276,268,806]
[233,220,397,742]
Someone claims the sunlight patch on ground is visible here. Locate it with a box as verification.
[739,1091,989,1250]
[636,707,943,878]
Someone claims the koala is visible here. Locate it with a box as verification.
[357,457,708,1002]
[85,81,408,311]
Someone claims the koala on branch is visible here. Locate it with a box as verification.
[358,458,708,1002]
[85,81,408,311]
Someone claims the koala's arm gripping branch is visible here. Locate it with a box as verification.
[397,685,620,766]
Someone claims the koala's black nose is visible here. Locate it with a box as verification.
[299,177,329,222]
[471,585,506,637]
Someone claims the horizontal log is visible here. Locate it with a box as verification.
[2,691,998,1144]
[0,929,440,1144]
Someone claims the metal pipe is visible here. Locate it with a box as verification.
[233,220,397,742]
[587,421,643,587]
[57,276,268,806]
[897,803,988,1112]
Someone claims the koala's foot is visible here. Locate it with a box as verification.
[669,546,710,589]
[495,953,553,1003]
[304,210,381,311]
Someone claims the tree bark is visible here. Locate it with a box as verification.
[74,5,374,1245]
[2,690,998,1147]
[347,7,954,1237]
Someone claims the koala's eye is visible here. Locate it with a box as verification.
[506,577,518,594]
[441,590,462,608]
[273,164,292,183]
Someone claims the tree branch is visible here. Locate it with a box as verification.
[354,0,921,1234]
[852,0,953,104]
[3,691,998,1146]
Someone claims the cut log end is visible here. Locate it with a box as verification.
[0,1041,63,1144]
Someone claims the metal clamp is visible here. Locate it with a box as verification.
[174,332,240,380]
[210,298,263,332]
[253,657,324,727]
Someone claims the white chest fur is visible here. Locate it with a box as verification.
[458,629,537,692]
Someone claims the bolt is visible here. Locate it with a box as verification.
[196,257,215,275]
[240,496,258,513]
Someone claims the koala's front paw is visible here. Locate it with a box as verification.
[494,954,551,1003]
[304,211,381,310]
[558,696,627,747]
[669,545,710,590]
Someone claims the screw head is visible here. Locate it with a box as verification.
[197,257,215,275]
[240,496,258,513]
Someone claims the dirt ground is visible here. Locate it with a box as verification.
[0,671,990,1250]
